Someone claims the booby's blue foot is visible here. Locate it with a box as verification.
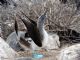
[32,53,44,59]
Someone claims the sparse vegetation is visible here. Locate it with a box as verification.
[0,0,80,60]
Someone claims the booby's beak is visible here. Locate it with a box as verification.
[38,10,47,27]
[39,10,47,20]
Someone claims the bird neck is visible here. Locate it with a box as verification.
[38,24,48,40]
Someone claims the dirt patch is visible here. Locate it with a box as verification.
[17,49,60,60]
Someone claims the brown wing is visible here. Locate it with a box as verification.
[18,15,42,47]
[14,20,18,35]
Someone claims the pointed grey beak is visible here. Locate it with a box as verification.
[39,10,47,21]
[37,10,47,29]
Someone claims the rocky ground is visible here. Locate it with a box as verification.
[0,0,80,60]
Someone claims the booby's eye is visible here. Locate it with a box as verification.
[27,38,32,43]
[28,40,32,42]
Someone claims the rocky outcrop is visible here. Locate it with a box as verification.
[0,37,18,60]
